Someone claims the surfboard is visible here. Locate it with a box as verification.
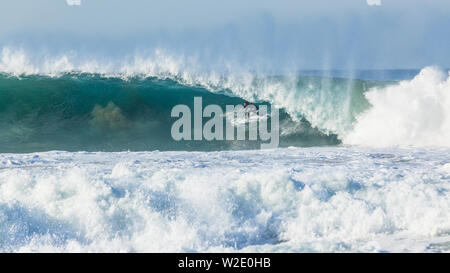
[224,110,269,126]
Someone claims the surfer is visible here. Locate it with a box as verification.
[243,101,259,120]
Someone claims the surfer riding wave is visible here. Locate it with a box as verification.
[244,101,259,120]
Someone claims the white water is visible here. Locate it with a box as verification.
[344,67,450,147]
[0,147,449,252]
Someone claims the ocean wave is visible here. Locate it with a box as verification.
[1,47,449,149]
[0,72,340,152]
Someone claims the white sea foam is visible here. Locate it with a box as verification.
[344,67,450,147]
[0,147,449,252]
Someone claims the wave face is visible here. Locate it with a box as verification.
[1,147,449,252]
[0,73,345,153]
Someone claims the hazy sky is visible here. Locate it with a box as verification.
[1,0,449,69]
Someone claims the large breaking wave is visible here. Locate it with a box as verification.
[0,47,449,152]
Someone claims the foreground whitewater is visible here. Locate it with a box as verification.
[1,147,449,253]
